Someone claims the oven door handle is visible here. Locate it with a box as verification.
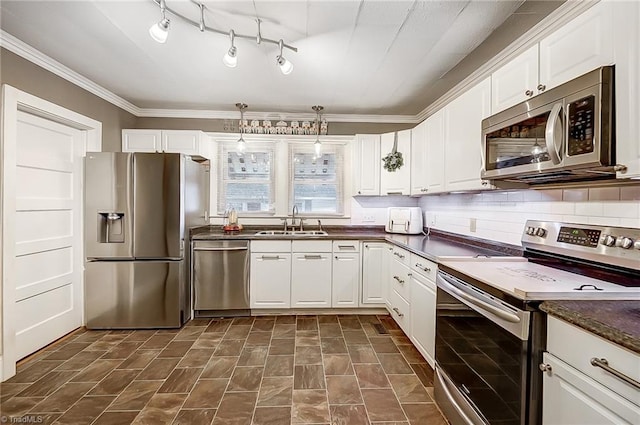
[439,275,521,323]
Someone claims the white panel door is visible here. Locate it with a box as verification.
[353,134,381,196]
[14,111,83,360]
[491,45,539,113]
[409,273,436,367]
[426,109,446,194]
[291,253,332,307]
[332,253,359,307]
[380,130,411,195]
[122,129,161,152]
[361,242,390,305]
[410,121,428,195]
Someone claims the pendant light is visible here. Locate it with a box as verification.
[276,40,294,75]
[223,30,238,67]
[149,0,170,43]
[236,103,248,153]
[312,105,324,156]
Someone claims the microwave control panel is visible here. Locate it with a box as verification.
[567,96,595,156]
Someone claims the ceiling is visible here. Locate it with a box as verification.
[0,0,560,118]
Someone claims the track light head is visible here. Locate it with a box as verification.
[223,30,237,67]
[276,40,293,75]
[149,17,170,43]
[236,102,248,153]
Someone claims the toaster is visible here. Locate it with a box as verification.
[385,207,423,234]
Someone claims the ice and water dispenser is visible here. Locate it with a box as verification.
[98,212,125,243]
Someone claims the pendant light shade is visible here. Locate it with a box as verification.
[223,30,237,67]
[276,40,293,75]
[149,0,170,43]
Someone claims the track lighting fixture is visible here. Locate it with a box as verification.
[312,105,324,156]
[236,103,248,153]
[277,40,294,75]
[223,30,237,68]
[149,0,170,43]
[148,0,297,73]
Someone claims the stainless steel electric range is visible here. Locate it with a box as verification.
[433,220,640,425]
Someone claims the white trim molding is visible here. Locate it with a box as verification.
[1,1,594,125]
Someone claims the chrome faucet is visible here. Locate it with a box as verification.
[291,205,299,231]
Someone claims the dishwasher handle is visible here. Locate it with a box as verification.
[194,246,249,252]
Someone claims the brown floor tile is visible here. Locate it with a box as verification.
[183,378,228,408]
[342,330,369,345]
[237,346,269,366]
[159,341,195,358]
[347,345,378,363]
[379,316,401,331]
[158,368,202,393]
[224,325,251,339]
[361,389,406,422]
[275,315,296,324]
[173,408,216,425]
[30,382,94,413]
[317,315,339,324]
[147,392,188,409]
[273,324,296,338]
[102,341,144,359]
[192,333,223,349]
[295,346,322,365]
[353,364,390,388]
[43,343,92,361]
[54,395,115,425]
[185,318,211,327]
[56,350,105,371]
[1,397,44,417]
[326,375,362,404]
[174,326,206,341]
[228,366,264,392]
[253,406,291,425]
[358,315,381,324]
[319,324,342,338]
[232,316,256,326]
[136,357,180,380]
[214,340,245,356]
[205,319,233,333]
[402,403,446,425]
[338,318,362,330]
[132,407,179,424]
[89,369,140,395]
[388,375,431,402]
[252,319,276,332]
[323,354,354,376]
[0,383,29,403]
[16,371,77,397]
[201,356,238,379]
[391,334,413,345]
[269,338,295,355]
[369,336,400,354]
[296,335,320,346]
[379,353,413,374]
[296,317,318,331]
[264,355,294,377]
[177,349,214,368]
[246,332,273,346]
[6,361,63,383]
[330,404,370,425]
[398,345,426,364]
[214,391,257,425]
[257,377,293,407]
[294,365,325,389]
[93,411,139,425]
[410,363,434,387]
[123,330,157,342]
[71,359,122,382]
[139,334,175,350]
[371,422,408,425]
[108,380,163,410]
[321,338,348,354]
[292,389,329,424]
[117,350,161,370]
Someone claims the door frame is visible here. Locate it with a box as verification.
[1,85,102,380]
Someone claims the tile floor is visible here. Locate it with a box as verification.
[1,314,446,425]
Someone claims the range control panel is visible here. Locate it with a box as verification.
[522,220,640,271]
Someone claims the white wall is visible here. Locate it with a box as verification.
[350,196,419,226]
[417,186,640,246]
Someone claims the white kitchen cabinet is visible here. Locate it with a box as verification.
[122,129,211,158]
[361,242,390,306]
[291,252,332,307]
[542,316,640,424]
[539,1,613,94]
[332,253,360,307]
[491,45,539,113]
[250,252,292,309]
[410,120,428,195]
[353,134,381,195]
[409,268,436,367]
[426,109,446,194]
[444,77,493,192]
[380,130,411,195]
[387,245,412,333]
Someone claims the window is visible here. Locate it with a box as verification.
[218,142,275,214]
[289,144,344,215]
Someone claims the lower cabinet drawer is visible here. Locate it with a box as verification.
[389,258,411,300]
[388,289,410,334]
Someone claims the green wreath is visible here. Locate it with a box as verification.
[382,132,404,172]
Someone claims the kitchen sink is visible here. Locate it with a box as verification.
[254,230,328,237]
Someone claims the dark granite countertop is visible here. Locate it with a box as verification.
[190,225,517,262]
[541,300,640,354]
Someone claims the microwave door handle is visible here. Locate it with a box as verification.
[545,103,563,164]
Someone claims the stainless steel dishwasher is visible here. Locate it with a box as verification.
[192,240,250,317]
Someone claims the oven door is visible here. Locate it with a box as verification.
[434,271,531,425]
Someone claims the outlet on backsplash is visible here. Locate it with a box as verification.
[363,215,375,223]
[470,218,477,233]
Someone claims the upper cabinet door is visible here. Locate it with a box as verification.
[426,109,446,194]
[353,134,381,196]
[539,2,613,93]
[410,121,428,195]
[380,130,411,195]
[162,130,203,156]
[122,130,162,153]
[444,77,492,192]
[491,45,539,113]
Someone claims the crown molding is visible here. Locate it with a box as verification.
[415,0,598,122]
[0,30,142,116]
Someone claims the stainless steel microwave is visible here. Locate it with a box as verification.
[481,66,615,184]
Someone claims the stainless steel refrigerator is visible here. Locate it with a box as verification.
[84,153,209,329]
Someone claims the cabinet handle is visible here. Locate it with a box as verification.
[420,188,428,192]
[358,191,362,194]
[304,254,323,260]
[337,245,356,250]
[393,252,405,259]
[261,255,281,260]
[481,181,488,186]
[393,276,404,284]
[537,83,546,92]
[590,358,640,389]
[334,256,353,260]
[415,263,431,273]
[387,191,403,195]
[539,363,552,372]
[525,89,533,96]
[392,307,404,317]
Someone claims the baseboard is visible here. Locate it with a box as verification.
[250,308,387,316]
